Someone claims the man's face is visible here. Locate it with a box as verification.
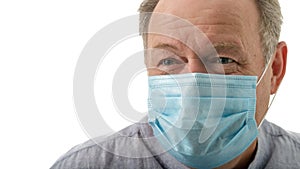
[145,0,271,126]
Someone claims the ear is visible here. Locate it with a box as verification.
[270,41,288,94]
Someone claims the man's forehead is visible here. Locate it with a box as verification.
[147,0,260,55]
[151,0,260,35]
[153,0,249,19]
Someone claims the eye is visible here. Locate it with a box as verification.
[158,58,182,66]
[216,57,235,64]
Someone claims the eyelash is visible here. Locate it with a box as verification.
[203,55,236,64]
[157,55,236,67]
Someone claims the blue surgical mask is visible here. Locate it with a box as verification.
[148,73,258,169]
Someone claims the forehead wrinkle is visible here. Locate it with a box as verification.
[186,10,244,25]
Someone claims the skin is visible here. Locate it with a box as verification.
[145,0,287,168]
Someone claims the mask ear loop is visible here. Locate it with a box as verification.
[256,57,272,86]
[257,94,277,129]
[256,54,277,129]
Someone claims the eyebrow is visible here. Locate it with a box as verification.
[151,41,244,58]
[150,42,188,58]
[152,43,180,51]
[212,42,243,56]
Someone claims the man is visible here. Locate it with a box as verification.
[51,0,300,168]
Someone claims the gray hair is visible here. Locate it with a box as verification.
[138,0,283,64]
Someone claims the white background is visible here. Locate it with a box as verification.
[0,0,299,168]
